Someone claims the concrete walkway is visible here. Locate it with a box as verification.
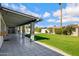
[0,34,63,56]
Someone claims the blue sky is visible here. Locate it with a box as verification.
[2,3,79,27]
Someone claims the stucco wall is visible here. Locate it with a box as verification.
[41,29,49,33]
[0,13,7,48]
[72,28,79,36]
[0,13,3,48]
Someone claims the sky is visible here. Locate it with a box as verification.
[2,3,79,27]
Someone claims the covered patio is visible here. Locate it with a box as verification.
[0,4,40,48]
[0,34,63,56]
[0,4,63,56]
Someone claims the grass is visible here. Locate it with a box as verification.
[35,33,79,56]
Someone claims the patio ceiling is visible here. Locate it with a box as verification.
[0,7,40,27]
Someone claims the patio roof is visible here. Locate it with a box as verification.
[0,6,41,27]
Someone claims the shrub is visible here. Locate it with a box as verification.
[35,27,41,32]
[63,25,75,35]
[55,28,62,34]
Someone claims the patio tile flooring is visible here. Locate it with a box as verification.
[0,34,63,56]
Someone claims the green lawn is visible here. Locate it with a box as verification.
[35,34,79,56]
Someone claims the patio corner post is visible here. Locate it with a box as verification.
[18,26,21,38]
[18,26,21,34]
[22,25,25,38]
[30,22,35,41]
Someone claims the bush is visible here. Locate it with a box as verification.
[35,27,41,32]
[54,25,75,35]
[55,28,62,34]
[63,25,75,35]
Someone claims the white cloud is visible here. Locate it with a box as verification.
[53,10,60,17]
[53,3,79,23]
[19,4,27,13]
[2,3,41,17]
[43,12,51,18]
[47,19,56,22]
[53,3,79,17]
[2,3,18,10]
[18,4,41,17]
[48,24,53,27]
[26,10,41,17]
[2,3,9,7]
[11,4,18,10]
[56,16,79,23]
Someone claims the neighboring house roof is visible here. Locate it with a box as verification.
[0,4,42,27]
[73,24,79,28]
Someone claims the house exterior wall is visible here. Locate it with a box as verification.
[53,28,55,34]
[41,29,49,33]
[0,12,7,48]
[41,29,46,33]
[72,28,79,36]
[0,15,3,48]
[78,28,79,36]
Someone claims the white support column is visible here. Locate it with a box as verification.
[18,26,21,40]
[15,27,18,34]
[22,25,25,38]
[19,26,21,34]
[30,22,35,41]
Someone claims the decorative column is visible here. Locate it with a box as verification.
[18,26,21,34]
[18,26,21,39]
[15,27,18,34]
[30,22,35,41]
[22,25,25,38]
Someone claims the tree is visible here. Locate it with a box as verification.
[35,27,41,32]
[63,25,75,35]
[55,28,62,34]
